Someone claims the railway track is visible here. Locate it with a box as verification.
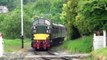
[0,48,90,60]
[33,50,70,60]
[24,49,89,60]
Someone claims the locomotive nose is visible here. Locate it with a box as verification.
[32,34,50,50]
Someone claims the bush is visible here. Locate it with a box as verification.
[61,35,93,53]
[0,8,32,39]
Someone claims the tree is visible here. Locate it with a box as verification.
[0,0,65,39]
[61,0,107,39]
[32,0,65,23]
[76,0,107,34]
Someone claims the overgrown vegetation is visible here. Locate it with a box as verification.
[61,35,93,53]
[61,0,107,39]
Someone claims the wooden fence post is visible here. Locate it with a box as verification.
[103,30,106,47]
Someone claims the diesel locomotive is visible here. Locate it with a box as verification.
[31,18,66,50]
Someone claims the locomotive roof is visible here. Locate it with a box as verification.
[32,18,65,27]
[32,18,51,26]
[52,23,65,27]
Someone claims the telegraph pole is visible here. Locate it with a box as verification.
[66,0,68,30]
[21,0,24,48]
[66,0,69,39]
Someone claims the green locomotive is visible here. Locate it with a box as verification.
[31,18,66,50]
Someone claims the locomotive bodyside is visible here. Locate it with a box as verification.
[51,23,66,46]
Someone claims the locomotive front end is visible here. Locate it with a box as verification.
[31,18,51,50]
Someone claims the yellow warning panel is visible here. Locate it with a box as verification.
[33,34,49,40]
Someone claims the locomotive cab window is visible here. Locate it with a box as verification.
[33,25,50,34]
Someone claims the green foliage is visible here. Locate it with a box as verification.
[61,0,81,39]
[0,9,20,38]
[32,0,65,23]
[61,35,93,53]
[61,0,107,39]
[0,7,32,38]
[76,0,107,34]
[0,0,20,11]
[0,0,8,5]
[60,4,66,25]
[0,0,65,39]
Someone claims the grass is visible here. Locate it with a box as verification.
[60,35,93,53]
[3,35,93,53]
[91,47,107,60]
[4,39,31,52]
